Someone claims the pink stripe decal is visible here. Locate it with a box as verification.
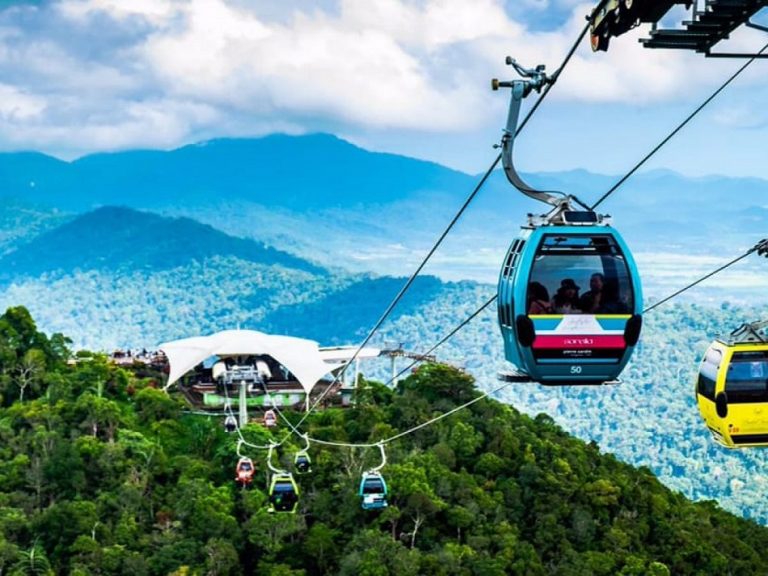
[533,335,626,349]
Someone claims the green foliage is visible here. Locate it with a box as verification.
[0,309,766,574]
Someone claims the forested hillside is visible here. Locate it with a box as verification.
[1,306,768,575]
[2,225,768,527]
[0,206,325,281]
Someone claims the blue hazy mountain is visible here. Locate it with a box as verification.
[0,206,325,282]
[0,199,70,257]
[1,134,475,211]
[1,149,768,527]
[3,133,767,220]
[2,134,767,259]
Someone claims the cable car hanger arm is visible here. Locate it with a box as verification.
[266,443,287,475]
[492,57,590,213]
[730,320,768,344]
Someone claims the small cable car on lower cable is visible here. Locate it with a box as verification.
[235,457,255,487]
[263,409,277,428]
[696,321,768,448]
[492,58,642,385]
[268,473,300,513]
[294,451,311,474]
[359,443,389,510]
[359,471,388,510]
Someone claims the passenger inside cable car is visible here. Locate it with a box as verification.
[528,235,634,316]
[527,282,552,314]
[552,279,580,314]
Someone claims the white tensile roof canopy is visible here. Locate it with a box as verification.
[159,329,342,395]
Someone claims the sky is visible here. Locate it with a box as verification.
[0,0,767,178]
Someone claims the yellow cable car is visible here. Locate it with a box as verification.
[695,322,768,448]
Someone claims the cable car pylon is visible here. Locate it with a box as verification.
[493,57,643,386]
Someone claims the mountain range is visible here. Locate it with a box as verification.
[3,133,767,295]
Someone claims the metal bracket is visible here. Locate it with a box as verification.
[492,58,588,222]
[753,238,768,257]
[706,22,768,58]
[729,321,768,344]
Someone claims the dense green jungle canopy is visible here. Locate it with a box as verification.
[1,306,768,575]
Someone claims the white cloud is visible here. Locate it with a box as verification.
[137,0,496,130]
[0,97,221,157]
[0,84,46,119]
[58,0,179,25]
[0,0,763,166]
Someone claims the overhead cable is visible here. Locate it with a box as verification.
[591,40,768,210]
[644,239,768,313]
[289,20,592,434]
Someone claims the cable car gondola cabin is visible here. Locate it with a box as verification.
[263,409,277,428]
[498,216,642,385]
[294,451,311,475]
[235,457,255,487]
[359,472,388,510]
[696,339,768,448]
[268,473,300,513]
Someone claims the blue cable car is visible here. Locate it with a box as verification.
[498,216,642,384]
[492,59,642,385]
[359,471,388,510]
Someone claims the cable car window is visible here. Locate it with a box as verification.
[363,478,385,494]
[528,234,634,315]
[725,351,768,403]
[697,348,721,400]
[502,239,525,278]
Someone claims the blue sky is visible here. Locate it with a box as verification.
[0,0,766,178]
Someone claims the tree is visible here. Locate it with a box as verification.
[338,530,419,576]
[15,349,46,402]
[9,543,53,576]
[303,522,340,573]
[388,462,445,549]
[134,388,180,425]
